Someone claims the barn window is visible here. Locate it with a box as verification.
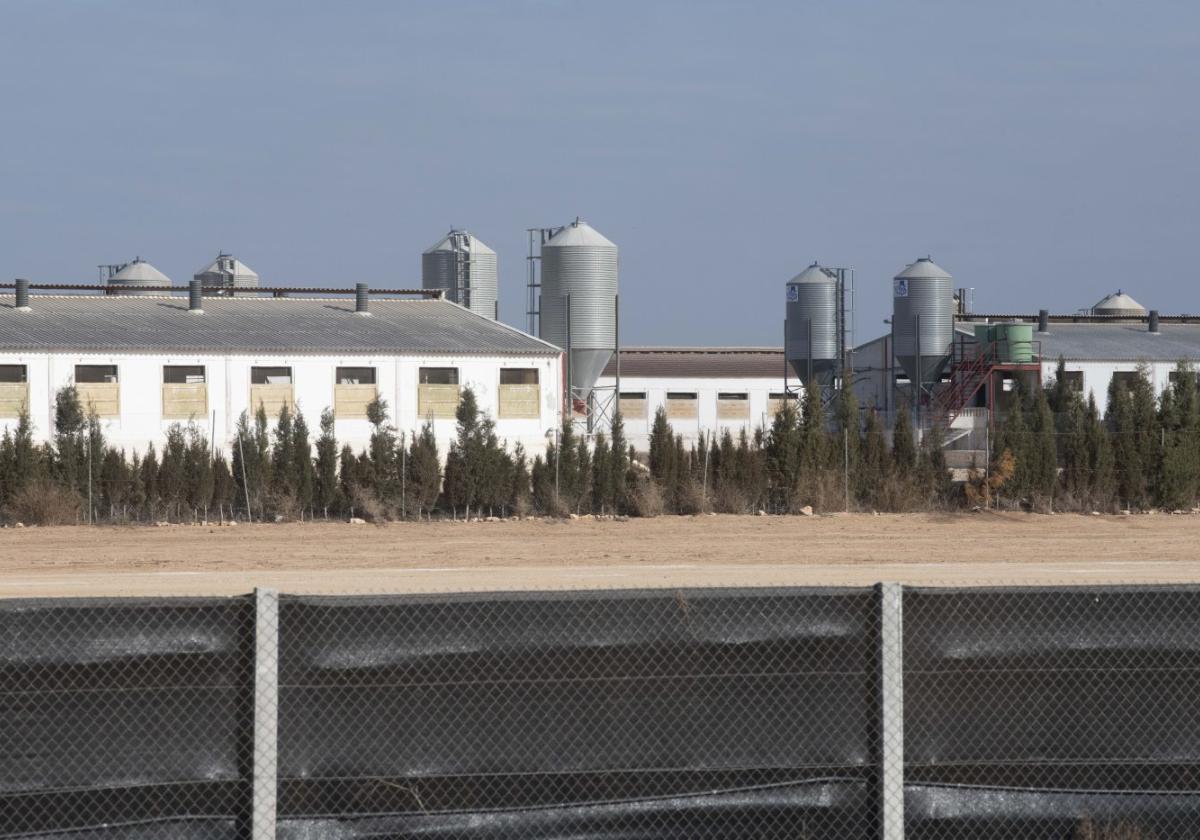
[74,365,120,417]
[619,391,647,420]
[665,392,698,420]
[717,392,750,421]
[162,366,208,420]
[250,366,295,418]
[335,367,377,418]
[418,367,461,418]
[0,365,28,417]
[499,369,540,419]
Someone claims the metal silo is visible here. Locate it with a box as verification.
[422,230,499,319]
[195,253,259,295]
[785,262,839,386]
[892,256,954,387]
[539,219,618,397]
[107,258,171,296]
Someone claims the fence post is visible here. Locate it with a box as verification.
[253,587,279,840]
[878,581,905,840]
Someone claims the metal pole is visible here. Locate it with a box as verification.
[87,432,93,525]
[878,582,905,840]
[565,294,572,420]
[252,587,279,840]
[614,293,621,427]
[844,427,850,513]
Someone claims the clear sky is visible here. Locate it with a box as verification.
[1,1,1197,346]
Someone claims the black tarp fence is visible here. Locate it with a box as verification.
[2,585,1199,839]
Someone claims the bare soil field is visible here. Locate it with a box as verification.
[3,512,1200,597]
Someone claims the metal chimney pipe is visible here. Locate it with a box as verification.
[188,279,204,314]
[1037,309,1049,333]
[1149,309,1160,334]
[355,283,370,316]
[15,278,31,311]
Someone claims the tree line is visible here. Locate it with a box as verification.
[2,360,1198,524]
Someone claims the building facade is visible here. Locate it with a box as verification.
[0,293,562,459]
[594,347,794,450]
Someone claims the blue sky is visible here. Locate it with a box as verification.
[1,1,1197,345]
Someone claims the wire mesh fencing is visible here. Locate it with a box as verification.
[2,584,1199,839]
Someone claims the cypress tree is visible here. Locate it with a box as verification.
[591,431,613,513]
[211,455,235,521]
[860,409,890,507]
[891,402,917,476]
[609,413,629,514]
[1107,376,1143,508]
[338,444,358,508]
[99,448,128,520]
[185,425,214,520]
[1129,363,1161,505]
[1060,395,1090,506]
[1029,386,1058,505]
[270,405,297,502]
[292,410,315,516]
[442,447,467,517]
[1087,392,1116,510]
[314,408,339,518]
[406,420,441,519]
[52,386,86,493]
[764,399,801,512]
[510,442,532,516]
[366,396,399,506]
[159,424,188,520]
[141,444,160,520]
[648,407,677,499]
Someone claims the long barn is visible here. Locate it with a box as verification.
[0,286,563,459]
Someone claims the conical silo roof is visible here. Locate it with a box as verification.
[112,259,170,284]
[424,230,496,255]
[545,219,616,249]
[788,262,835,285]
[108,258,170,296]
[895,256,952,281]
[1092,290,1146,316]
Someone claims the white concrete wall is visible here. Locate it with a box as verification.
[1042,359,1173,413]
[594,374,787,451]
[0,351,562,460]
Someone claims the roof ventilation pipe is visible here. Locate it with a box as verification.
[355,283,371,316]
[15,278,31,311]
[1038,309,1049,333]
[188,279,204,314]
[1149,310,1160,334]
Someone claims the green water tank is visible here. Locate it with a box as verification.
[997,322,1035,363]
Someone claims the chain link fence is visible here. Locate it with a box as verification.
[3,585,1198,838]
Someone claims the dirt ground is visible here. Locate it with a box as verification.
[3,512,1200,597]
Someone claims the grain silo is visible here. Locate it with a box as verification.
[107,258,171,296]
[539,219,618,399]
[422,230,499,319]
[785,262,839,386]
[194,253,260,295]
[892,256,954,388]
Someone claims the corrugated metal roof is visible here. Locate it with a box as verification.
[0,294,559,356]
[1036,323,1200,362]
[601,347,786,379]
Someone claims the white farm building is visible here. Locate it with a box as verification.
[595,347,792,450]
[0,285,563,459]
